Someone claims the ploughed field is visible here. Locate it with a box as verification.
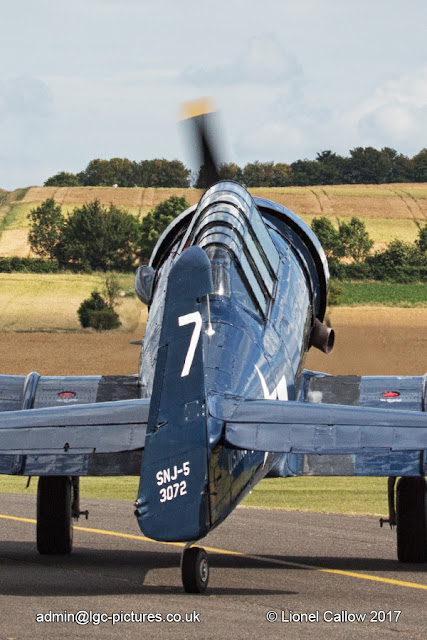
[0,307,425,377]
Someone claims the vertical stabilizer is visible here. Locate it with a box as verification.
[135,247,213,541]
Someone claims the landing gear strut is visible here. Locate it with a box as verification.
[396,476,427,563]
[181,545,209,593]
[37,476,76,555]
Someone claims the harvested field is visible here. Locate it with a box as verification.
[17,184,427,220]
[0,308,425,377]
[328,195,414,219]
[21,186,203,208]
[0,229,32,257]
[250,184,427,220]
[0,273,147,333]
[2,214,418,256]
[0,183,425,256]
[298,214,421,245]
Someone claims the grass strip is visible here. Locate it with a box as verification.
[337,281,427,307]
[0,476,389,516]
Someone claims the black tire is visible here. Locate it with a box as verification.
[37,476,73,555]
[396,476,427,563]
[181,547,209,594]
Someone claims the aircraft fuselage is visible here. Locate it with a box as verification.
[135,182,330,541]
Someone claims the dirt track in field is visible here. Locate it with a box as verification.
[0,307,425,377]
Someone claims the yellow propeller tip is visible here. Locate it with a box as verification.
[180,97,216,120]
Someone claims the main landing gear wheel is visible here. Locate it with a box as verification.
[37,476,73,555]
[396,476,427,563]
[181,546,209,594]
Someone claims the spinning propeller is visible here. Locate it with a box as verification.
[181,97,222,188]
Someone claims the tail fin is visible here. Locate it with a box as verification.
[135,247,213,542]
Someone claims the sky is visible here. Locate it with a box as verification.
[1,0,427,189]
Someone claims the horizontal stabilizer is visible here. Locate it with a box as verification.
[209,396,427,454]
[0,399,149,455]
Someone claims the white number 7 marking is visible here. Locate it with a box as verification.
[178,312,202,377]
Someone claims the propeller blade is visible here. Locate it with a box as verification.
[180,97,221,188]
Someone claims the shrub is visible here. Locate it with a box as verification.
[338,217,373,262]
[139,196,189,262]
[102,273,122,309]
[311,217,343,260]
[416,225,427,253]
[328,280,343,306]
[77,277,123,331]
[88,308,121,331]
[327,258,346,279]
[341,261,372,280]
[77,292,108,328]
[0,257,59,273]
[367,240,426,283]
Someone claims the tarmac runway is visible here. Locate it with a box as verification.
[0,492,426,639]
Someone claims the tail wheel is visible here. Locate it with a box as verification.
[181,546,209,594]
[396,476,427,563]
[37,476,73,555]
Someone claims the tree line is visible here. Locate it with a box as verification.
[313,217,427,283]
[44,147,427,188]
[22,194,427,285]
[26,196,189,271]
[45,159,191,188]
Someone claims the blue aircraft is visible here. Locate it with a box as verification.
[0,102,426,594]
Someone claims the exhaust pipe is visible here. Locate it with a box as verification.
[310,318,335,354]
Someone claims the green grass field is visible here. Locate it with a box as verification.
[338,281,427,307]
[0,475,389,516]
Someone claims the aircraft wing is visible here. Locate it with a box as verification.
[210,370,427,457]
[298,370,426,414]
[0,373,148,476]
[0,399,149,455]
[0,372,140,412]
[213,395,427,454]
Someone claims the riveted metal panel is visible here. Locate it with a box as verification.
[0,375,25,412]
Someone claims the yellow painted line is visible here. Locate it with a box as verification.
[245,555,427,590]
[74,525,186,549]
[0,514,36,524]
[314,568,427,590]
[2,513,427,591]
[74,524,248,556]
